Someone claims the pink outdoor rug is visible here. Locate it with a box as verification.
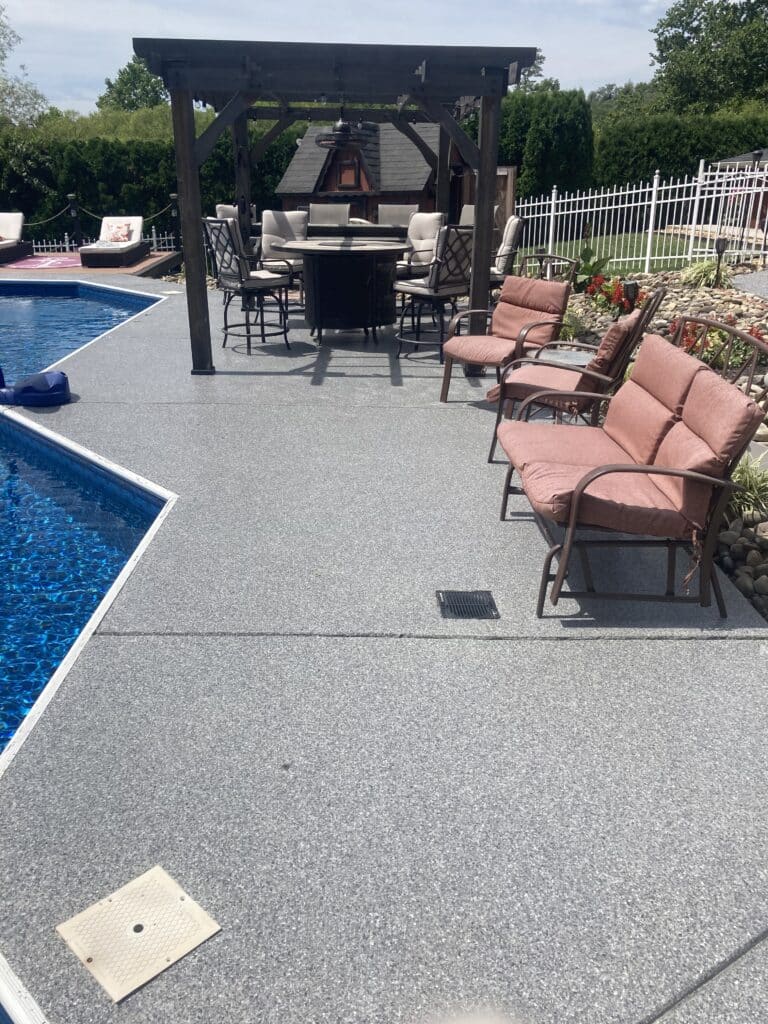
[2,253,82,269]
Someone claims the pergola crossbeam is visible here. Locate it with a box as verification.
[194,91,252,167]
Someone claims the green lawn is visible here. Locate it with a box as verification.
[519,229,715,276]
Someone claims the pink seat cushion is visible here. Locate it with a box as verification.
[497,363,590,409]
[587,309,642,375]
[520,461,690,538]
[497,421,628,472]
[603,335,703,464]
[443,333,537,366]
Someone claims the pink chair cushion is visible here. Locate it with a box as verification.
[603,335,703,464]
[497,363,590,409]
[651,369,764,527]
[497,421,628,472]
[630,334,702,413]
[520,461,690,538]
[681,369,764,462]
[490,276,569,348]
[587,308,642,375]
[443,333,535,366]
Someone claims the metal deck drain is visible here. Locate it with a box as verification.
[436,590,500,619]
[56,865,220,1002]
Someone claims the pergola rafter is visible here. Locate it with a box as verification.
[134,38,537,374]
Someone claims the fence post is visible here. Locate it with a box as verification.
[687,159,706,262]
[547,185,558,253]
[644,169,660,274]
[67,193,82,248]
[169,193,180,253]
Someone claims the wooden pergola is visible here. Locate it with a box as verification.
[133,39,537,374]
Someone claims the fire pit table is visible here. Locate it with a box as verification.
[276,239,408,343]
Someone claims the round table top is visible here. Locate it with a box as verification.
[275,239,409,256]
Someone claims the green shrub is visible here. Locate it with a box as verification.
[594,110,768,184]
[680,260,734,289]
[727,453,768,522]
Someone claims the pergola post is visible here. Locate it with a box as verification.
[232,112,253,247]
[170,86,215,375]
[436,127,450,216]
[469,93,501,333]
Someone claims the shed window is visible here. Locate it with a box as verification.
[337,160,360,189]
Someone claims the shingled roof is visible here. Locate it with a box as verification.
[277,123,440,195]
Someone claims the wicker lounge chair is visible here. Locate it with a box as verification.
[0,213,32,264]
[203,217,290,353]
[497,324,767,616]
[487,288,667,461]
[439,257,575,402]
[79,216,150,268]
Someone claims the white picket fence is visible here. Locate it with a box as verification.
[32,228,177,254]
[516,159,768,272]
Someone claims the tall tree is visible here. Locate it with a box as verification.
[0,2,46,125]
[651,0,768,111]
[96,55,168,111]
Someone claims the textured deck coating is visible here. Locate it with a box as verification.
[0,271,767,1024]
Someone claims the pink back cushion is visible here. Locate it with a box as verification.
[603,335,702,464]
[652,370,764,527]
[587,309,642,376]
[491,276,569,347]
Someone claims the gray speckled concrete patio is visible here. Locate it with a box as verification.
[1,273,768,1024]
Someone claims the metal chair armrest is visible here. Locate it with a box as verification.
[568,464,738,531]
[534,340,599,356]
[446,308,494,340]
[502,358,613,386]
[515,389,612,421]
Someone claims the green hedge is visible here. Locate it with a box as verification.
[0,123,303,241]
[499,90,593,198]
[594,112,768,184]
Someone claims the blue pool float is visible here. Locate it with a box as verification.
[0,367,71,406]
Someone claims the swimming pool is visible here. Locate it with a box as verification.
[0,414,168,750]
[0,281,158,384]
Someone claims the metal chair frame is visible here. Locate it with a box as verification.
[204,218,290,354]
[499,318,768,617]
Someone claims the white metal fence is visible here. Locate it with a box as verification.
[516,159,768,272]
[31,228,178,254]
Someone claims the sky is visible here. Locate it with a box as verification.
[5,0,670,114]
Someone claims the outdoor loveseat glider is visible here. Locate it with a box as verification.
[79,216,150,268]
[497,323,767,617]
[486,287,667,462]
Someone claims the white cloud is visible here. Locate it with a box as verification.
[4,0,663,110]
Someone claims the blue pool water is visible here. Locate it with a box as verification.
[0,281,157,384]
[0,416,163,749]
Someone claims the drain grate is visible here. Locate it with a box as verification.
[56,866,220,1003]
[436,590,500,619]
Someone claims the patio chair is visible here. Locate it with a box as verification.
[489,215,524,289]
[79,216,150,268]
[0,213,32,264]
[260,209,308,298]
[439,264,573,402]
[377,203,419,227]
[308,203,351,226]
[486,287,667,462]
[394,225,474,361]
[458,204,500,227]
[396,212,445,278]
[202,217,290,353]
[497,325,767,616]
